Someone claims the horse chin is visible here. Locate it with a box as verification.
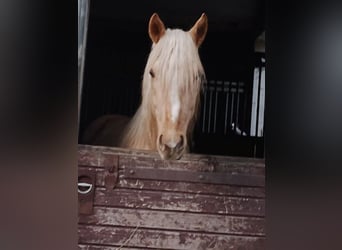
[158,149,184,161]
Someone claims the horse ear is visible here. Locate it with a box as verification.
[189,13,208,47]
[148,13,166,43]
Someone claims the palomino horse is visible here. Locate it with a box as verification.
[83,13,208,160]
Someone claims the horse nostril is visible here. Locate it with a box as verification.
[159,134,165,151]
[159,134,185,154]
[176,135,184,149]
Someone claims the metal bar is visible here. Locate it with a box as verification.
[250,67,259,136]
[224,81,230,135]
[242,84,248,136]
[255,64,262,137]
[208,83,214,133]
[230,83,235,133]
[78,0,91,130]
[202,83,207,133]
[235,82,241,133]
[213,86,219,133]
[257,67,265,137]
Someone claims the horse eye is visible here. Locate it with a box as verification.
[149,69,155,78]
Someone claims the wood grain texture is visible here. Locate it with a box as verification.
[79,246,149,250]
[79,207,265,236]
[79,166,265,198]
[78,145,265,249]
[94,188,264,217]
[79,225,265,250]
[78,145,265,169]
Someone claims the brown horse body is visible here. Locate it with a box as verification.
[82,114,130,147]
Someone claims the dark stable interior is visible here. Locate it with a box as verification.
[79,0,266,158]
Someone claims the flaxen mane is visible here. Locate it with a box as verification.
[121,29,205,150]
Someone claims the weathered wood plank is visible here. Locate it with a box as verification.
[79,156,266,176]
[119,156,265,173]
[79,245,156,250]
[78,225,265,250]
[94,188,265,217]
[79,245,148,250]
[79,166,265,197]
[78,144,265,168]
[118,179,265,198]
[79,152,265,176]
[79,207,265,236]
[79,147,117,168]
[78,145,265,249]
[122,167,264,187]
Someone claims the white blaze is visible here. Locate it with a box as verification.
[170,91,180,123]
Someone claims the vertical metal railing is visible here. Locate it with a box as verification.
[78,0,90,129]
[200,80,248,136]
[250,54,265,137]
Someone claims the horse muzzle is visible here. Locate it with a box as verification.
[157,134,186,160]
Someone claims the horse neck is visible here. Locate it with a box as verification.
[121,103,158,150]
